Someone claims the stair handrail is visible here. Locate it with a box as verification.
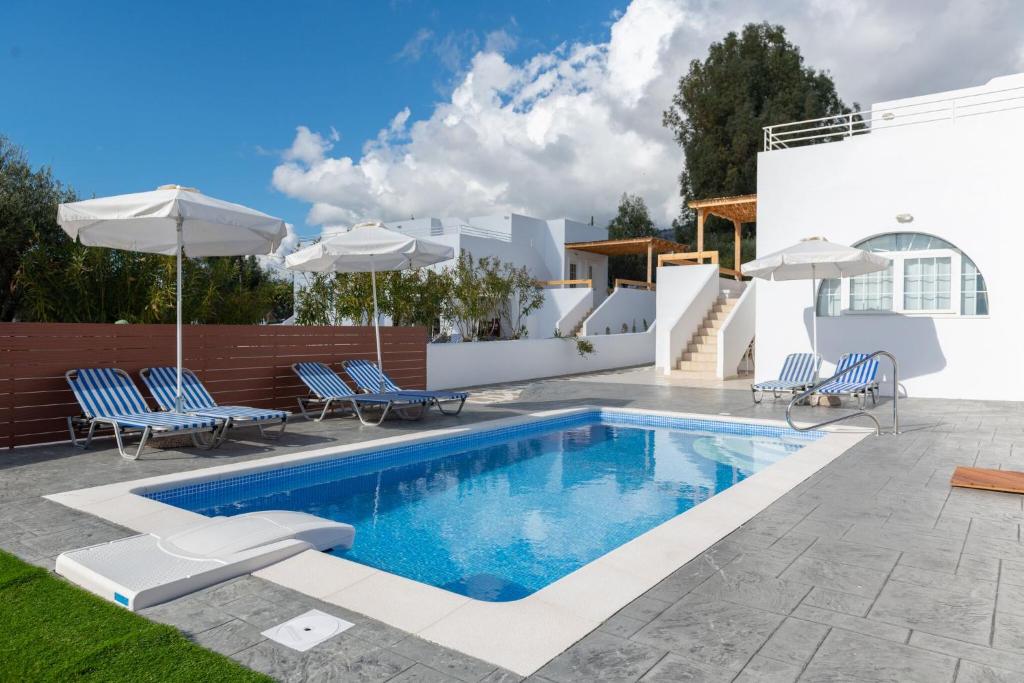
[786,350,899,436]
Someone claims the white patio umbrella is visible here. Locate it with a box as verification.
[57,185,287,411]
[285,221,454,392]
[741,237,891,360]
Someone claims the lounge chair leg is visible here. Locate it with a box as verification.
[395,402,427,421]
[296,397,313,421]
[435,397,466,416]
[352,400,390,426]
[257,417,287,439]
[751,389,762,404]
[191,425,220,450]
[317,399,333,422]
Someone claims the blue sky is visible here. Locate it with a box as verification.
[1,0,625,237]
[4,1,1023,240]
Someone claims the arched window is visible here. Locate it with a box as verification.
[816,232,988,317]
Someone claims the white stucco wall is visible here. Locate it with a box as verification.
[426,329,655,389]
[654,265,720,373]
[583,288,656,336]
[756,75,1024,400]
[526,288,593,339]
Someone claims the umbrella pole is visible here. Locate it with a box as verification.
[175,217,184,413]
[811,265,818,373]
[370,257,384,393]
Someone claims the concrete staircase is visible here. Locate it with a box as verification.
[675,295,739,378]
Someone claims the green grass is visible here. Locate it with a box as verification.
[0,550,271,682]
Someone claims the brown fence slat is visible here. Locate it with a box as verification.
[0,323,428,449]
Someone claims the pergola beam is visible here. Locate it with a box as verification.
[687,194,757,276]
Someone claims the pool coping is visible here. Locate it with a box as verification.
[45,406,869,676]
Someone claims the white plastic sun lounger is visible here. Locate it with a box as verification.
[55,510,354,611]
[139,366,289,443]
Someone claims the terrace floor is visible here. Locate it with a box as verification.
[3,366,1024,682]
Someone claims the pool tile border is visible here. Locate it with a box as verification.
[45,407,867,676]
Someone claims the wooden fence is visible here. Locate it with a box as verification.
[0,323,427,449]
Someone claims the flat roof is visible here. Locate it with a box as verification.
[565,236,688,256]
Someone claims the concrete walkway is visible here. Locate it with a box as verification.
[2,368,1023,681]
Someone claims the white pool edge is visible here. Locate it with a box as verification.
[45,406,868,676]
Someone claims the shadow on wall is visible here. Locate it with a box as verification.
[802,307,946,397]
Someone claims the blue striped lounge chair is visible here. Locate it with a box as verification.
[292,362,428,425]
[751,353,820,404]
[816,353,880,408]
[139,366,289,442]
[65,368,220,460]
[341,359,469,416]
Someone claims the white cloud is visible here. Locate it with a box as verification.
[395,28,434,62]
[273,0,1024,229]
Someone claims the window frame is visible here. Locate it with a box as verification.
[832,248,967,318]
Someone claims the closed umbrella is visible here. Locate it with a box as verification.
[285,221,454,391]
[741,237,891,361]
[57,185,287,411]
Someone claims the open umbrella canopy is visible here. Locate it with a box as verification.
[742,237,890,281]
[57,185,287,413]
[285,221,453,272]
[57,185,287,256]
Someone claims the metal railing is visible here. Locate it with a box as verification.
[390,222,512,242]
[763,83,1024,151]
[786,350,899,435]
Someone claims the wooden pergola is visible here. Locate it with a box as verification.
[687,194,757,271]
[566,236,689,289]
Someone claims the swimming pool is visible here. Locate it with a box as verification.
[146,409,822,602]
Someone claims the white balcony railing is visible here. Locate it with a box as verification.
[763,83,1024,151]
[391,222,512,242]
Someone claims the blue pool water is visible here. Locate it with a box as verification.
[147,411,821,601]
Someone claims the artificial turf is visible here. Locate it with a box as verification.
[0,550,272,682]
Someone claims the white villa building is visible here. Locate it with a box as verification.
[752,72,1023,401]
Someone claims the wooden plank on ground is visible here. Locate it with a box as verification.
[950,466,1024,494]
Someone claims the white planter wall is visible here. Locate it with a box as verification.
[525,288,593,339]
[426,329,655,390]
[582,288,656,336]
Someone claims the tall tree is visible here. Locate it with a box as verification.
[606,193,658,284]
[662,22,855,268]
[0,135,77,320]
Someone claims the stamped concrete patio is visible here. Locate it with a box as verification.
[2,366,1024,682]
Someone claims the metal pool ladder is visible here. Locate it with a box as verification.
[786,350,899,435]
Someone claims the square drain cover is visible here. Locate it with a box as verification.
[261,609,353,652]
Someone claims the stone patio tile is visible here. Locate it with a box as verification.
[958,554,1001,582]
[964,535,1024,563]
[189,618,266,657]
[731,655,802,683]
[955,660,1024,683]
[615,595,673,622]
[479,670,524,683]
[909,631,1024,674]
[139,595,234,636]
[534,631,666,683]
[801,630,957,683]
[757,617,828,666]
[644,559,721,604]
[969,519,1020,542]
[993,611,1024,651]
[889,563,997,597]
[778,556,888,598]
[898,546,964,574]
[802,538,901,572]
[869,578,994,644]
[800,586,873,616]
[387,663,463,683]
[307,635,417,682]
[390,636,498,682]
[691,568,810,615]
[632,596,783,674]
[220,593,304,631]
[597,613,648,639]
[1002,559,1024,587]
[790,605,909,643]
[637,654,732,682]
[844,520,963,555]
[231,639,321,683]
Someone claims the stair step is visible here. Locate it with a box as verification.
[687,342,716,354]
[677,360,716,372]
[682,351,716,362]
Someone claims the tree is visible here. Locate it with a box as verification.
[606,193,659,284]
[3,135,292,324]
[0,135,77,320]
[662,22,855,268]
